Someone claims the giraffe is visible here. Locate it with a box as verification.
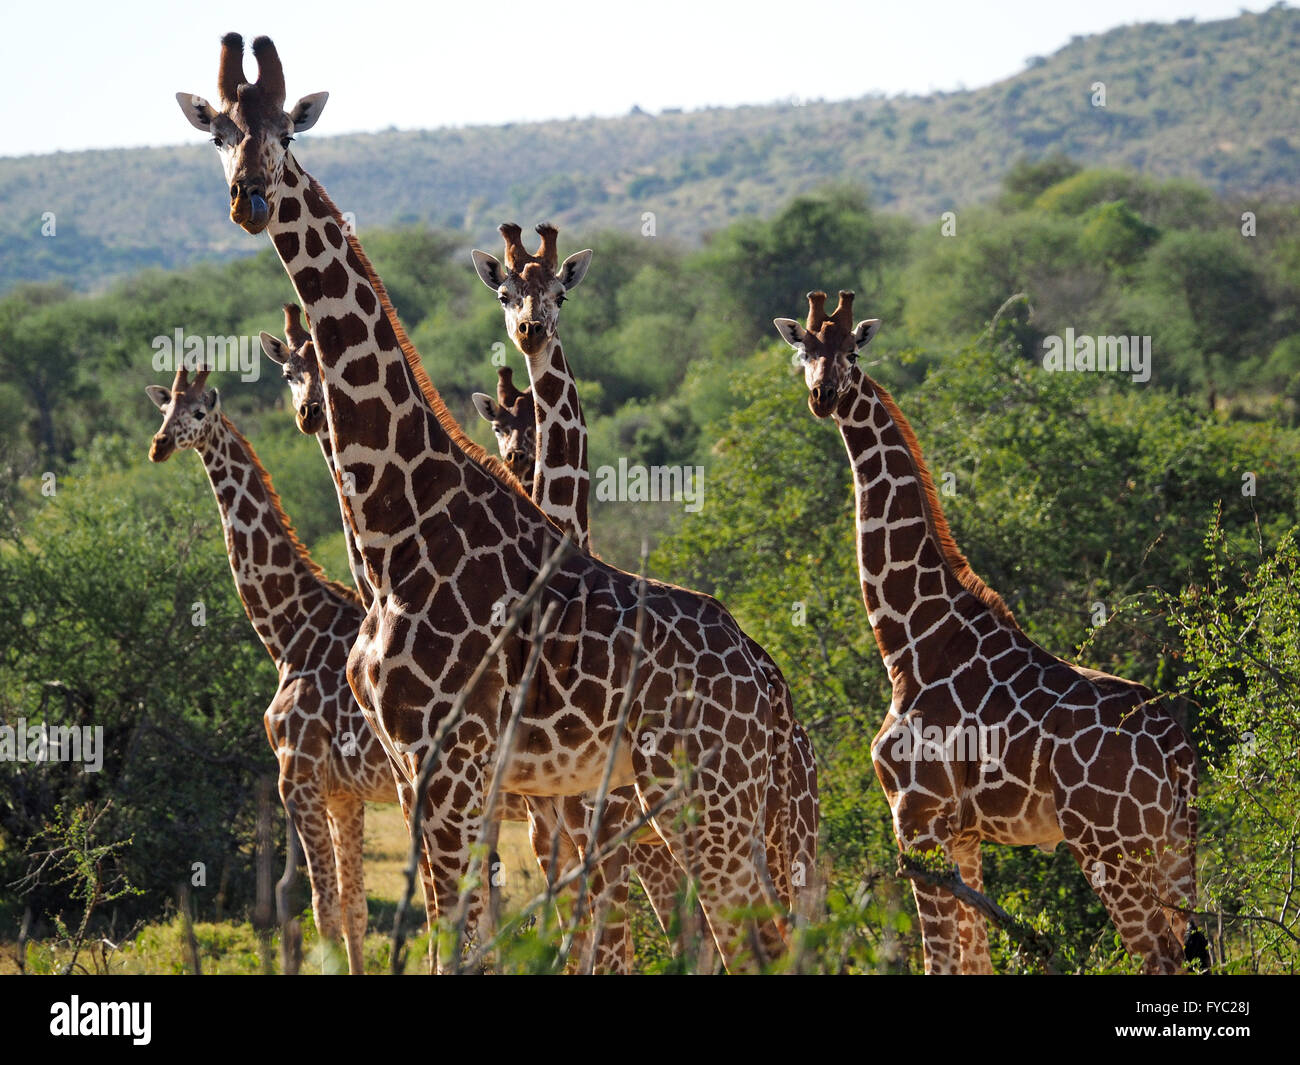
[472,368,535,494]
[774,290,1201,974]
[176,33,788,972]
[472,223,591,551]
[145,365,396,975]
[476,366,721,962]
[273,308,645,970]
[474,225,819,942]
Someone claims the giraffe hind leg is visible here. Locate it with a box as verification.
[631,839,718,972]
[632,731,787,973]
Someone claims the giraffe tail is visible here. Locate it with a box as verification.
[765,660,819,921]
[788,714,820,921]
[1162,722,1206,972]
[762,672,795,915]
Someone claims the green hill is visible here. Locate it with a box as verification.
[2,7,1299,293]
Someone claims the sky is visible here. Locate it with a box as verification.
[0,0,1284,157]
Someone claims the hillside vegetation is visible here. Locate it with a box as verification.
[3,6,1300,291]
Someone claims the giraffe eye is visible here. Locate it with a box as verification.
[281,134,294,149]
[555,293,566,306]
[210,136,223,148]
[194,410,205,420]
[498,294,509,306]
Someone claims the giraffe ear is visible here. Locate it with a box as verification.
[471,250,506,290]
[557,249,593,291]
[260,331,288,366]
[853,319,882,351]
[289,92,329,132]
[145,385,171,410]
[773,318,807,350]
[176,92,216,132]
[471,392,499,424]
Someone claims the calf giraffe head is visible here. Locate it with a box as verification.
[260,303,326,435]
[774,290,880,418]
[145,368,218,461]
[175,33,328,234]
[472,367,537,489]
[471,223,592,356]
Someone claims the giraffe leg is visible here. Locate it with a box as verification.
[1064,842,1183,973]
[1053,733,1191,973]
[280,775,345,972]
[576,791,637,975]
[893,802,962,975]
[524,796,589,964]
[951,835,993,974]
[632,736,787,973]
[327,796,368,975]
[414,749,487,975]
[394,773,440,973]
[630,839,718,972]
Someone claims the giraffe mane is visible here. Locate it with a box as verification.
[865,376,1018,627]
[303,176,530,500]
[220,413,363,609]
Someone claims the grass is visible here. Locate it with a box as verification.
[3,802,616,975]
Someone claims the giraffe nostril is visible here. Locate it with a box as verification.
[230,183,239,201]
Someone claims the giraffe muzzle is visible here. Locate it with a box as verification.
[809,385,838,419]
[148,433,175,462]
[515,321,549,356]
[230,182,271,233]
[298,402,325,434]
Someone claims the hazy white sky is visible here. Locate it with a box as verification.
[0,0,1282,157]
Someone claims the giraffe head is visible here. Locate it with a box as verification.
[471,223,592,357]
[472,367,537,490]
[145,368,219,462]
[260,303,326,435]
[176,33,328,235]
[774,291,881,418]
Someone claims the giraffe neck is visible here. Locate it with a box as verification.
[832,367,1015,678]
[523,335,590,550]
[267,155,522,594]
[314,430,372,610]
[196,413,357,664]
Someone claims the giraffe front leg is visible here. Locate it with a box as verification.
[951,835,993,974]
[393,773,441,973]
[327,797,369,975]
[578,791,638,974]
[893,802,962,975]
[417,753,487,975]
[280,775,345,973]
[525,796,589,965]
